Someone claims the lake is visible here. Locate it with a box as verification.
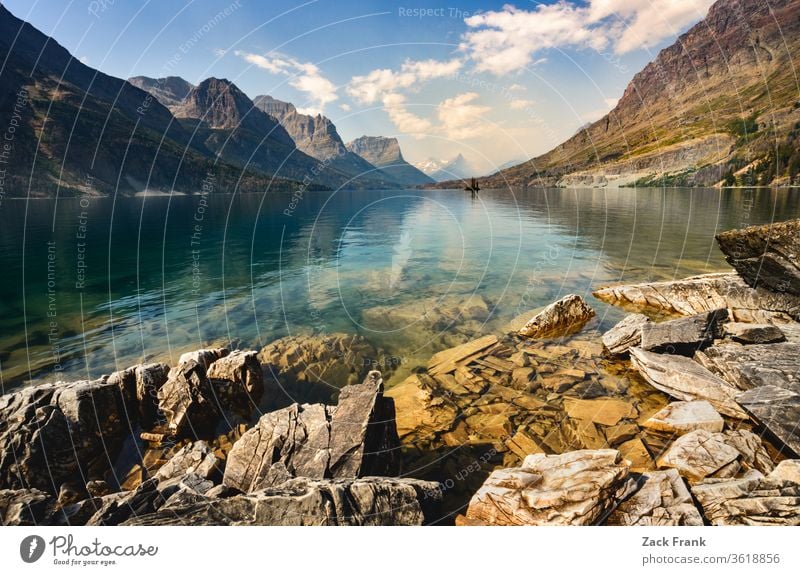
[1,187,798,391]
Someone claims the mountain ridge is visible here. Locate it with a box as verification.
[346,136,434,185]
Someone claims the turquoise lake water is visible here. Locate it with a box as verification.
[0,187,798,390]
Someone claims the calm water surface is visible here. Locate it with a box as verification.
[1,187,798,390]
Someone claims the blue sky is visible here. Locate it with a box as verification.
[3,0,716,171]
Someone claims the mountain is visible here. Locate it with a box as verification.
[0,5,316,196]
[128,76,194,109]
[453,0,800,189]
[346,136,434,185]
[420,154,472,182]
[253,96,398,187]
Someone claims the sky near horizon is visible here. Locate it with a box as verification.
[2,0,716,172]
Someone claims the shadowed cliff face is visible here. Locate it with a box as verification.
[0,6,314,196]
[470,0,800,188]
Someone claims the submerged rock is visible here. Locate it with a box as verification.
[639,309,727,356]
[517,294,595,339]
[641,400,724,435]
[122,477,442,526]
[629,348,747,418]
[463,450,635,525]
[602,313,649,355]
[593,272,800,321]
[716,218,800,296]
[606,469,703,526]
[223,371,399,493]
[258,333,389,407]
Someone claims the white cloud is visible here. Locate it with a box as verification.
[339,103,351,112]
[462,0,715,74]
[381,93,432,137]
[347,58,463,104]
[437,92,492,139]
[235,50,337,115]
[508,83,526,92]
[509,98,535,110]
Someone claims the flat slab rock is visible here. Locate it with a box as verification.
[657,429,774,483]
[691,467,800,525]
[517,294,596,339]
[639,309,727,356]
[463,449,636,526]
[724,322,786,344]
[593,272,800,321]
[695,342,800,393]
[602,313,649,355]
[629,347,747,419]
[606,469,703,526]
[737,385,800,456]
[121,477,442,526]
[641,400,724,435]
[716,218,800,297]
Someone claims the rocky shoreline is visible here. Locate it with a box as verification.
[2,219,799,526]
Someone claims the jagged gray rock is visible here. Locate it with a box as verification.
[0,488,56,525]
[602,313,649,355]
[206,349,264,414]
[716,218,800,296]
[640,309,727,355]
[606,469,703,525]
[463,450,636,525]
[223,371,399,493]
[517,294,596,339]
[122,477,442,526]
[695,342,800,392]
[154,441,223,482]
[629,347,747,418]
[0,374,136,494]
[156,360,220,438]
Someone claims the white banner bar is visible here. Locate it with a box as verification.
[1,526,798,575]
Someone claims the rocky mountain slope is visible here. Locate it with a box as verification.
[460,0,800,189]
[421,153,472,182]
[253,96,400,187]
[128,76,194,109]
[346,136,433,185]
[0,5,316,196]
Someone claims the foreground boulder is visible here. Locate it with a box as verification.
[606,469,703,526]
[223,371,399,493]
[593,272,800,322]
[695,342,800,392]
[122,477,442,526]
[206,349,264,415]
[716,218,800,297]
[691,466,800,525]
[517,294,595,339]
[462,450,635,525]
[724,322,786,344]
[639,309,727,356]
[657,429,773,483]
[629,348,747,418]
[0,376,135,494]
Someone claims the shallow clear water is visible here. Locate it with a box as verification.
[1,187,798,390]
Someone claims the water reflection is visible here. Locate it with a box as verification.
[0,187,797,390]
